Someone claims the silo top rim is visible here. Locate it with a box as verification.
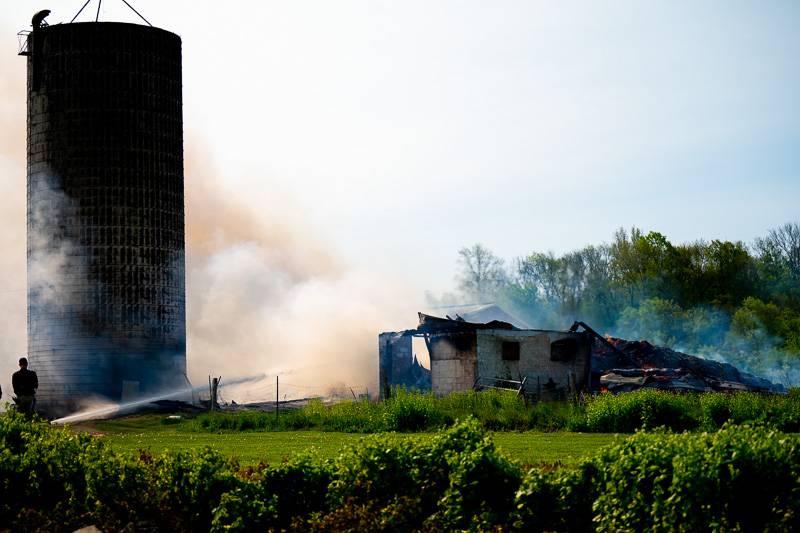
[36,21,180,41]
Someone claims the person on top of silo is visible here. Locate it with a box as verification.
[12,357,38,414]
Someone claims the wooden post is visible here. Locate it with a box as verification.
[276,375,279,419]
[568,371,578,399]
[210,377,220,411]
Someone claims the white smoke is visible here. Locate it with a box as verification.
[27,175,81,309]
[184,140,421,401]
[0,49,27,408]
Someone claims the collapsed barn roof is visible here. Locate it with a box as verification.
[416,312,518,334]
[383,312,521,337]
[425,303,532,329]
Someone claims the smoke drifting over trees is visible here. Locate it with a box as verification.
[436,225,800,385]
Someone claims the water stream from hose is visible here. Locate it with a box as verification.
[51,373,265,425]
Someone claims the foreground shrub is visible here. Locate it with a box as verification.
[435,435,522,530]
[0,410,106,530]
[513,461,598,531]
[321,418,516,530]
[210,484,274,532]
[210,455,333,531]
[3,410,800,531]
[589,424,800,532]
[148,448,243,530]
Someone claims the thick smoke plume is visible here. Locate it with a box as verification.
[0,50,27,405]
[184,140,420,401]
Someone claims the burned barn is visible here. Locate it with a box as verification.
[379,311,785,399]
[379,312,592,399]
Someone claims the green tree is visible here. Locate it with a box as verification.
[703,240,757,309]
[456,244,507,302]
[731,297,800,354]
[609,228,679,304]
[615,298,686,347]
[754,222,800,309]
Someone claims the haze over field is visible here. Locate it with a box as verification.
[1,1,798,399]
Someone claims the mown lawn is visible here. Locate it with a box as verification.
[76,415,618,467]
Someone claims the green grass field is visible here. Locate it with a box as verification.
[77,414,618,467]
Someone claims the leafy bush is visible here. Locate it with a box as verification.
[0,410,108,530]
[3,412,800,531]
[700,392,800,432]
[435,435,522,530]
[382,390,444,431]
[513,461,598,531]
[579,390,800,434]
[193,389,580,434]
[589,425,800,532]
[210,454,333,531]
[578,389,700,432]
[148,448,243,530]
[192,389,800,435]
[210,484,275,532]
[437,389,577,431]
[322,418,510,530]
[195,397,389,433]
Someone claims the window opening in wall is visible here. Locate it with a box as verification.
[502,341,520,361]
[452,332,472,351]
[412,336,431,369]
[550,338,578,362]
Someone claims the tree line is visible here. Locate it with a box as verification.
[432,222,800,384]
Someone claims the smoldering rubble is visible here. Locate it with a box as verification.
[592,336,784,393]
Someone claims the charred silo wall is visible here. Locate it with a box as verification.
[26,22,186,412]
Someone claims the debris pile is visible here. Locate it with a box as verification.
[592,337,785,394]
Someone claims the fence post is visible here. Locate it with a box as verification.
[210,377,220,411]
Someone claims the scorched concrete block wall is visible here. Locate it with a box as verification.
[476,330,590,395]
[378,332,412,399]
[429,333,476,396]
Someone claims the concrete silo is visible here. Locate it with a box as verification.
[22,13,187,413]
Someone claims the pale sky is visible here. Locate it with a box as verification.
[4,0,800,294]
